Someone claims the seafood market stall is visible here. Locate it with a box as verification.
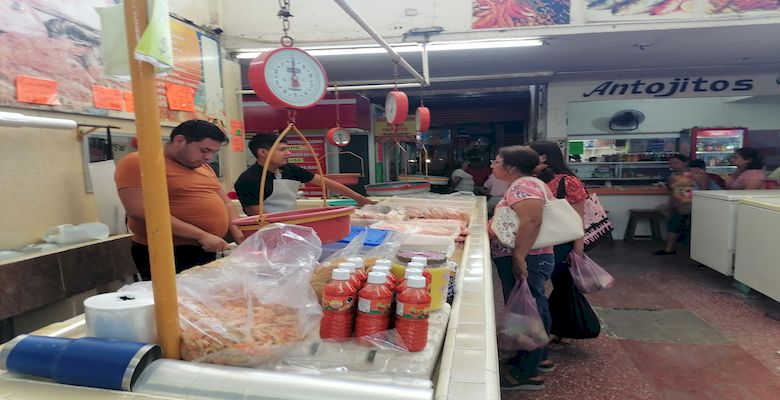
[0,196,499,400]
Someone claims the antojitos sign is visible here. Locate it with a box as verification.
[583,77,755,98]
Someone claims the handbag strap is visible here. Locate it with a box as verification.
[556,175,567,199]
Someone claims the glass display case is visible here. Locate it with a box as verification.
[569,161,671,184]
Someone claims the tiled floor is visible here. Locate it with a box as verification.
[495,241,780,400]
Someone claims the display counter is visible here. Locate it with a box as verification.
[0,197,498,400]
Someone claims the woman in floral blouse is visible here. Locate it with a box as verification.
[490,146,555,391]
[530,141,588,263]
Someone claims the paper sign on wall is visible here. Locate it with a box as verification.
[165,83,195,112]
[16,75,61,105]
[230,119,243,136]
[92,85,123,110]
[231,134,245,152]
[123,91,135,113]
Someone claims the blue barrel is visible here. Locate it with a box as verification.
[0,335,161,391]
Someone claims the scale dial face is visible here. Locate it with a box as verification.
[415,106,430,132]
[385,90,409,125]
[327,127,351,147]
[248,47,327,110]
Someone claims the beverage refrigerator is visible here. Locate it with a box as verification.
[690,127,747,174]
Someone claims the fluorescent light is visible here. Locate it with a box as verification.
[234,38,545,59]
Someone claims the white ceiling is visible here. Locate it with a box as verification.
[237,23,780,100]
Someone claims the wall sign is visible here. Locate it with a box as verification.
[583,77,754,98]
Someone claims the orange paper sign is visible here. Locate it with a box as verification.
[16,75,60,105]
[92,85,123,111]
[230,119,243,136]
[165,83,196,112]
[123,91,135,113]
[231,134,245,152]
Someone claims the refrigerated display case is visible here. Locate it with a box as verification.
[691,128,746,174]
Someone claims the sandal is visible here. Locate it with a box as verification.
[538,360,556,373]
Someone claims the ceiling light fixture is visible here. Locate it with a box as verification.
[234,38,546,59]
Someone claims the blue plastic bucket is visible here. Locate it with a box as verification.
[0,335,161,391]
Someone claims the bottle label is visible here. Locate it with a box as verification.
[358,297,391,314]
[396,301,430,319]
[323,294,355,312]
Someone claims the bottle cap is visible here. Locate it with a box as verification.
[367,271,387,285]
[372,265,390,275]
[404,268,423,278]
[407,275,426,289]
[374,259,392,268]
[331,268,351,281]
[410,256,428,266]
[337,262,357,272]
[346,257,364,267]
[407,261,425,270]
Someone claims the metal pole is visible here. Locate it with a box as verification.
[123,0,180,359]
[333,0,428,86]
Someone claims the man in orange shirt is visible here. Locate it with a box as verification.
[115,120,243,280]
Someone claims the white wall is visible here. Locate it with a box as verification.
[547,73,780,138]
[169,0,220,26]
[567,96,780,136]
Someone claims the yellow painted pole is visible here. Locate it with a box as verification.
[123,0,180,359]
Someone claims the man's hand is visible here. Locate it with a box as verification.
[357,197,376,206]
[512,257,528,281]
[198,233,230,252]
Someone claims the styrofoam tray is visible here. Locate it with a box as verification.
[398,234,456,259]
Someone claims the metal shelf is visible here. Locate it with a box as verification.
[570,161,668,165]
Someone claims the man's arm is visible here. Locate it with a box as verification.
[510,199,544,281]
[309,174,374,205]
[220,189,244,244]
[118,187,229,252]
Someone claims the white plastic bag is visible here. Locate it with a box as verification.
[497,280,549,352]
[569,252,614,293]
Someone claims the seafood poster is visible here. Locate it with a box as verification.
[472,0,571,28]
[585,0,779,21]
[0,0,223,125]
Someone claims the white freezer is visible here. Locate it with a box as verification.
[734,198,780,302]
[690,190,780,276]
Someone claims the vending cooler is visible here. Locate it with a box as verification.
[690,127,747,174]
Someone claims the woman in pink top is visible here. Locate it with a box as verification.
[726,147,766,190]
[490,146,554,391]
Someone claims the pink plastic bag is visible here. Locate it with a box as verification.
[569,252,614,293]
[497,280,549,352]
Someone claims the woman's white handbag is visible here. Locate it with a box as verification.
[491,177,584,249]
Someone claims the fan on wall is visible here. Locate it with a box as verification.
[609,109,645,131]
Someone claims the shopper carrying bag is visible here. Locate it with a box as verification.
[491,176,584,250]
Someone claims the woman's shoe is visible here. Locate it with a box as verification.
[500,375,545,391]
[538,360,556,373]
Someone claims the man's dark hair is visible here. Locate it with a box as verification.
[248,133,287,158]
[170,120,228,144]
[668,153,689,163]
[688,159,706,169]
[498,145,540,176]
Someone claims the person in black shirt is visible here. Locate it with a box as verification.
[234,133,374,215]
